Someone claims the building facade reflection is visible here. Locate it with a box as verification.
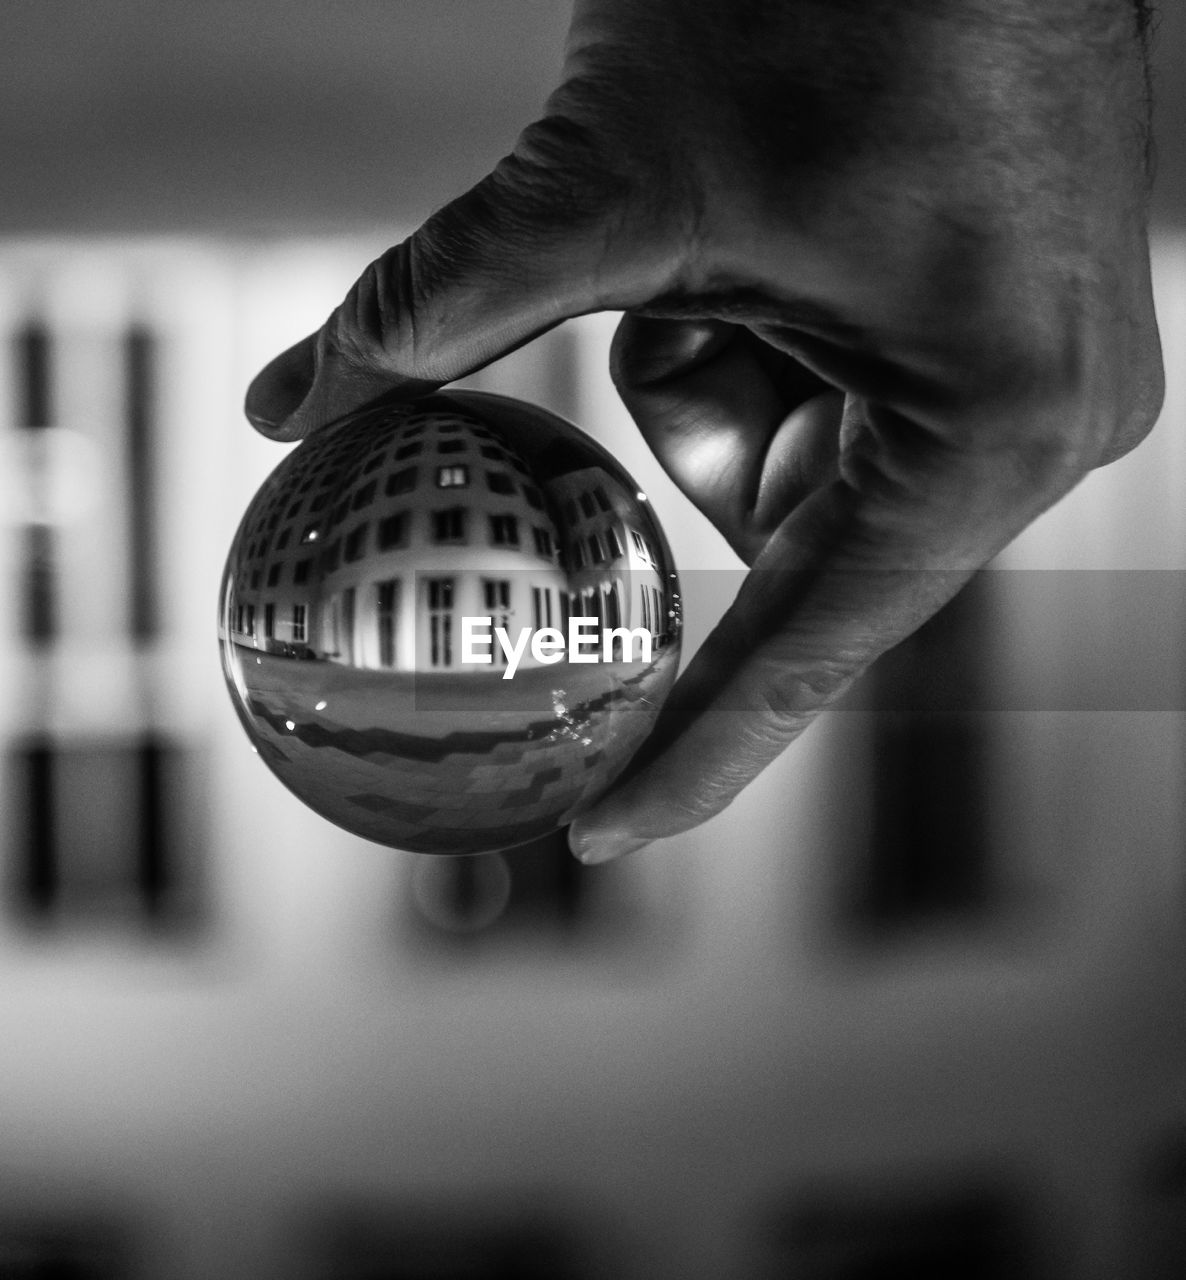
[218,391,682,855]
[225,398,674,674]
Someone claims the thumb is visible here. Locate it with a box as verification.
[244,120,673,441]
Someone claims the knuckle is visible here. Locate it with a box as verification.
[507,110,617,214]
[326,249,407,372]
[324,238,455,386]
[959,315,1166,498]
[745,656,852,745]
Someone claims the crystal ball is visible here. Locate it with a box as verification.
[219,390,681,855]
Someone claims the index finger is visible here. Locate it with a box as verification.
[242,110,684,442]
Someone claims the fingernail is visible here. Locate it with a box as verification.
[569,826,652,865]
[245,407,278,433]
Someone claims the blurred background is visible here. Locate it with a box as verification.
[0,3,1184,1276]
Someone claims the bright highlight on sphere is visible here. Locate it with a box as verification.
[219,390,682,855]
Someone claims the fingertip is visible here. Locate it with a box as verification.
[567,821,653,866]
[245,333,319,441]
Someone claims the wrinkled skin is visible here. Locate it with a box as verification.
[246,0,1164,864]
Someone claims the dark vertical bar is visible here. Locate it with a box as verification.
[22,740,57,912]
[137,734,168,914]
[501,831,587,928]
[22,526,57,645]
[855,575,994,930]
[17,322,51,428]
[865,712,990,921]
[449,856,485,921]
[16,323,57,645]
[125,325,158,642]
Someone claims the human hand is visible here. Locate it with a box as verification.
[245,0,1164,864]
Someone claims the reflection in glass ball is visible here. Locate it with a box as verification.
[219,391,681,855]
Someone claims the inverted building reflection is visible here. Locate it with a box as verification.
[223,395,676,673]
[218,392,681,855]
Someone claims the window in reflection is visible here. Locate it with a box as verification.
[376,512,407,551]
[532,526,554,558]
[339,587,355,661]
[386,465,417,495]
[531,585,554,630]
[436,463,469,488]
[483,578,511,667]
[489,513,519,546]
[425,577,455,667]
[376,580,399,668]
[482,578,511,612]
[431,507,467,544]
[344,523,368,562]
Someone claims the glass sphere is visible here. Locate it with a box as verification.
[219,390,681,855]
